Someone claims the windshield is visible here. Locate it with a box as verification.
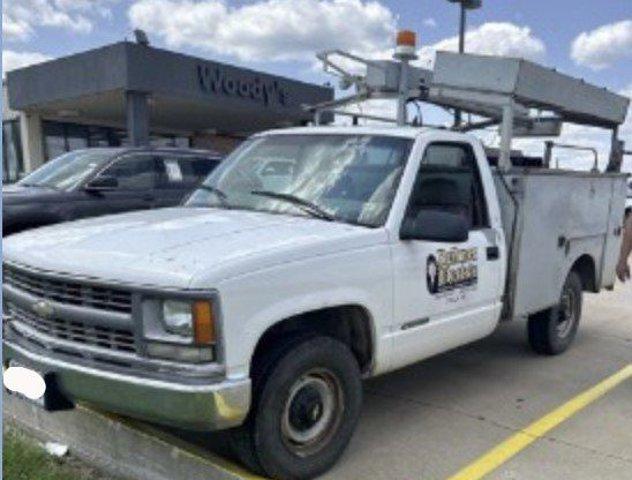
[18,149,116,191]
[186,134,413,227]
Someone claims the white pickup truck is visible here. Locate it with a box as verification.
[3,126,626,479]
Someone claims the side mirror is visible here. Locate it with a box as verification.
[400,209,469,243]
[85,175,118,192]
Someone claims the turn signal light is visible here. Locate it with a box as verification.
[193,300,215,345]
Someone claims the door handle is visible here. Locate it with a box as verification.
[486,246,500,261]
[142,194,154,202]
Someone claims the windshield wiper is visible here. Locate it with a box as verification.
[250,190,335,221]
[196,184,230,206]
[198,184,227,199]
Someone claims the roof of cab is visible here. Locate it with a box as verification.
[69,146,223,158]
[256,125,437,139]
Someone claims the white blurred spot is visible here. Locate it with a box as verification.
[45,442,69,457]
[3,366,46,400]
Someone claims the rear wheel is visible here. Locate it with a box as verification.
[230,335,362,480]
[528,270,583,355]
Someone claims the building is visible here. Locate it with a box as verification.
[3,41,333,182]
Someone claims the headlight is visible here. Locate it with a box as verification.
[160,299,215,345]
[141,296,217,363]
[162,300,194,337]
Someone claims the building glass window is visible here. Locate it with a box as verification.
[66,123,89,151]
[43,121,67,160]
[42,120,192,162]
[2,120,24,183]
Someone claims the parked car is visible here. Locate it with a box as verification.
[2,147,222,235]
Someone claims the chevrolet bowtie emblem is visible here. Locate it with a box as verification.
[32,300,54,319]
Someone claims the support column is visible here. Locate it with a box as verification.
[396,60,409,126]
[606,127,623,173]
[498,102,514,172]
[19,112,45,172]
[126,91,150,146]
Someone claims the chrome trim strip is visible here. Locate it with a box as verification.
[3,283,133,329]
[6,322,226,379]
[11,321,137,362]
[6,340,228,392]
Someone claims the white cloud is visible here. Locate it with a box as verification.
[2,50,53,76]
[2,0,115,41]
[418,22,546,67]
[129,0,397,62]
[571,20,632,70]
[423,18,437,28]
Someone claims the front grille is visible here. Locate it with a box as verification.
[3,264,132,314]
[6,301,136,353]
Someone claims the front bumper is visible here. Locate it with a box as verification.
[3,339,251,431]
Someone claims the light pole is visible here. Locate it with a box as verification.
[447,0,482,126]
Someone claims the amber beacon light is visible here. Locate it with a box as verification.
[395,30,418,60]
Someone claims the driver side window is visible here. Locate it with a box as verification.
[405,142,489,230]
[99,155,157,190]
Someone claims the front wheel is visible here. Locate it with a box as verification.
[528,270,583,355]
[231,336,363,480]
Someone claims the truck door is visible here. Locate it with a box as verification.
[389,141,504,371]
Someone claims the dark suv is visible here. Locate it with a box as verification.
[3,147,222,236]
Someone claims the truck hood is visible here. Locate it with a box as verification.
[3,207,386,289]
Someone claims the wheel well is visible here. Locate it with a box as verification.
[571,254,597,293]
[250,305,374,376]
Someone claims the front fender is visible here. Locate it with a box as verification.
[216,246,394,379]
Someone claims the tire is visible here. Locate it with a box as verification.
[528,270,583,355]
[230,335,363,480]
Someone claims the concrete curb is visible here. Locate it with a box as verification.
[4,394,265,480]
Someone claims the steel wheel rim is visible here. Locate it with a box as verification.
[281,368,344,457]
[556,287,576,338]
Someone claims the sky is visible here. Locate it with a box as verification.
[2,0,631,169]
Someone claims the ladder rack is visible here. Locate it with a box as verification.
[308,49,630,172]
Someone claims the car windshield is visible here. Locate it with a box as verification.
[18,149,116,191]
[186,134,413,227]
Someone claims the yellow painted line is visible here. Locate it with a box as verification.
[447,363,632,480]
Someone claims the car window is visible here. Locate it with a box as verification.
[18,150,114,191]
[100,155,157,190]
[190,157,220,179]
[156,156,220,188]
[406,142,488,229]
